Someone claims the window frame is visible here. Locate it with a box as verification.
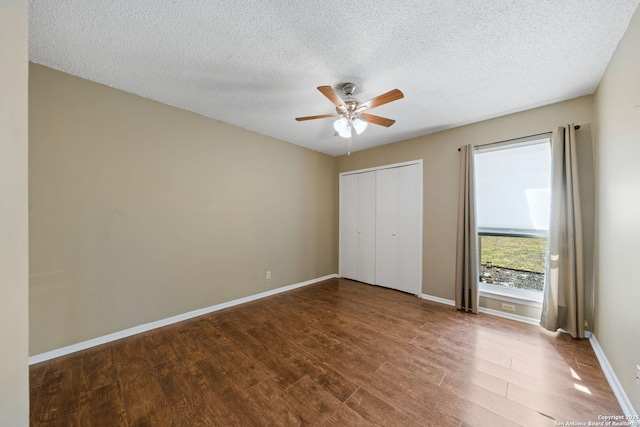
[474,133,552,305]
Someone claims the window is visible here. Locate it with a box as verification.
[474,135,551,300]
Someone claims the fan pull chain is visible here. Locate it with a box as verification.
[348,136,352,156]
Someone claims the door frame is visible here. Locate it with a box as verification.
[338,159,423,295]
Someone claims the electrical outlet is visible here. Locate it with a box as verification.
[266,271,271,280]
[501,303,516,312]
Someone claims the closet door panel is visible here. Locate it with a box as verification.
[357,171,376,285]
[375,168,398,289]
[340,174,359,280]
[396,164,422,294]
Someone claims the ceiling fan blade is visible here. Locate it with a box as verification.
[317,86,346,109]
[295,113,339,121]
[357,89,404,112]
[360,113,396,127]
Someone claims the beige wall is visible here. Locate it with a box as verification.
[337,96,595,318]
[0,0,30,425]
[29,64,337,355]
[593,7,640,413]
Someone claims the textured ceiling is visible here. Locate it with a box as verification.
[29,1,639,156]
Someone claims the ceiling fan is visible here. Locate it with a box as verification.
[295,83,404,138]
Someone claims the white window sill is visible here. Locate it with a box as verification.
[479,283,543,308]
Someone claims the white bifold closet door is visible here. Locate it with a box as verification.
[340,162,422,295]
[375,165,421,294]
[339,171,376,285]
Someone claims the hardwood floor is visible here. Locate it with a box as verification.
[29,278,622,426]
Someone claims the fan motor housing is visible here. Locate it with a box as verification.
[336,100,360,119]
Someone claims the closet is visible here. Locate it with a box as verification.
[339,161,422,295]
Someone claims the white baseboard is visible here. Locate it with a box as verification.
[29,274,338,365]
[420,293,455,306]
[477,307,541,326]
[421,293,541,326]
[587,332,638,416]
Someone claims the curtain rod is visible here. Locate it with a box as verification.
[457,125,580,151]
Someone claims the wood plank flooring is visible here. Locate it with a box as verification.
[29,278,623,426]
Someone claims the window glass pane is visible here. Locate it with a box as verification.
[475,139,550,233]
[479,235,547,292]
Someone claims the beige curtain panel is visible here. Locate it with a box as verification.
[540,125,585,338]
[455,145,479,313]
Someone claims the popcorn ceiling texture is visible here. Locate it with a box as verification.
[29,1,639,156]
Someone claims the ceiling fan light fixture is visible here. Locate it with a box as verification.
[334,117,352,138]
[338,125,352,138]
[333,117,348,132]
[352,118,367,135]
